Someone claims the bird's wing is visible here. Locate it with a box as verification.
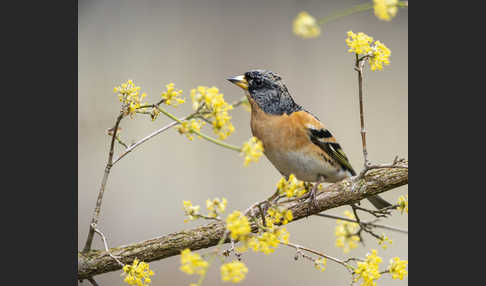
[297,111,356,176]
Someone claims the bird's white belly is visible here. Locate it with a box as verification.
[265,149,349,183]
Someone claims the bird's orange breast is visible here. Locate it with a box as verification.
[247,94,346,182]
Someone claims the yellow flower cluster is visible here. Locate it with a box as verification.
[267,207,293,225]
[276,174,307,198]
[396,194,408,214]
[226,206,291,254]
[346,31,391,71]
[378,234,393,250]
[353,249,383,286]
[114,79,147,117]
[368,40,391,71]
[226,211,251,241]
[335,210,360,253]
[241,137,264,166]
[247,227,289,254]
[220,261,249,283]
[314,258,327,272]
[180,249,209,276]
[388,257,408,280]
[206,197,228,218]
[122,259,154,286]
[190,86,234,140]
[293,11,321,39]
[161,83,185,107]
[182,200,201,222]
[346,31,373,55]
[373,0,399,21]
[177,119,205,141]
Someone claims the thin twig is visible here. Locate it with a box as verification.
[157,106,242,152]
[283,241,354,273]
[92,224,124,267]
[113,120,179,165]
[352,204,397,218]
[115,135,128,149]
[313,213,407,234]
[87,277,99,286]
[83,111,124,253]
[351,205,382,241]
[355,54,369,167]
[230,96,247,108]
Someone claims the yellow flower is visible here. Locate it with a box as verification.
[378,234,393,250]
[293,11,321,39]
[122,259,154,286]
[346,31,391,71]
[267,207,293,225]
[220,261,248,283]
[314,258,327,272]
[177,119,205,141]
[206,197,228,218]
[190,86,234,140]
[179,249,209,276]
[161,83,185,107]
[353,249,383,286]
[373,0,399,21]
[247,225,289,254]
[226,211,251,241]
[276,174,307,198]
[388,257,408,280]
[114,79,147,118]
[183,200,201,222]
[241,137,264,166]
[346,31,373,55]
[276,227,290,244]
[248,231,279,254]
[369,40,391,71]
[396,194,408,214]
[335,210,360,253]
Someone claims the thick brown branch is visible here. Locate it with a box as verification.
[78,160,407,280]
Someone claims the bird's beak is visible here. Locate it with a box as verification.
[227,75,248,90]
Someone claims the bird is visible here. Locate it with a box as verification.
[227,69,391,210]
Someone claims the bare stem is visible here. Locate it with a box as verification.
[82,111,124,253]
[112,113,196,165]
[157,106,242,152]
[115,135,128,149]
[86,277,99,286]
[355,54,369,167]
[316,1,408,26]
[317,3,373,25]
[313,213,407,234]
[283,241,354,272]
[92,224,124,266]
[230,96,247,108]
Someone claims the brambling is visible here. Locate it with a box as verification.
[228,70,391,210]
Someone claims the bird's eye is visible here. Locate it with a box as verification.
[254,78,263,86]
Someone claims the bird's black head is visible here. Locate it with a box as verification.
[228,69,302,115]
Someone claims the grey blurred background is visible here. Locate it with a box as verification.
[78,0,408,285]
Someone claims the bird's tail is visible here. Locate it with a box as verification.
[367,195,392,210]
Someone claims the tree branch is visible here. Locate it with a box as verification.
[78,160,407,280]
[82,111,124,253]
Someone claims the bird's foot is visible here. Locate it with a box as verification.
[301,182,320,216]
